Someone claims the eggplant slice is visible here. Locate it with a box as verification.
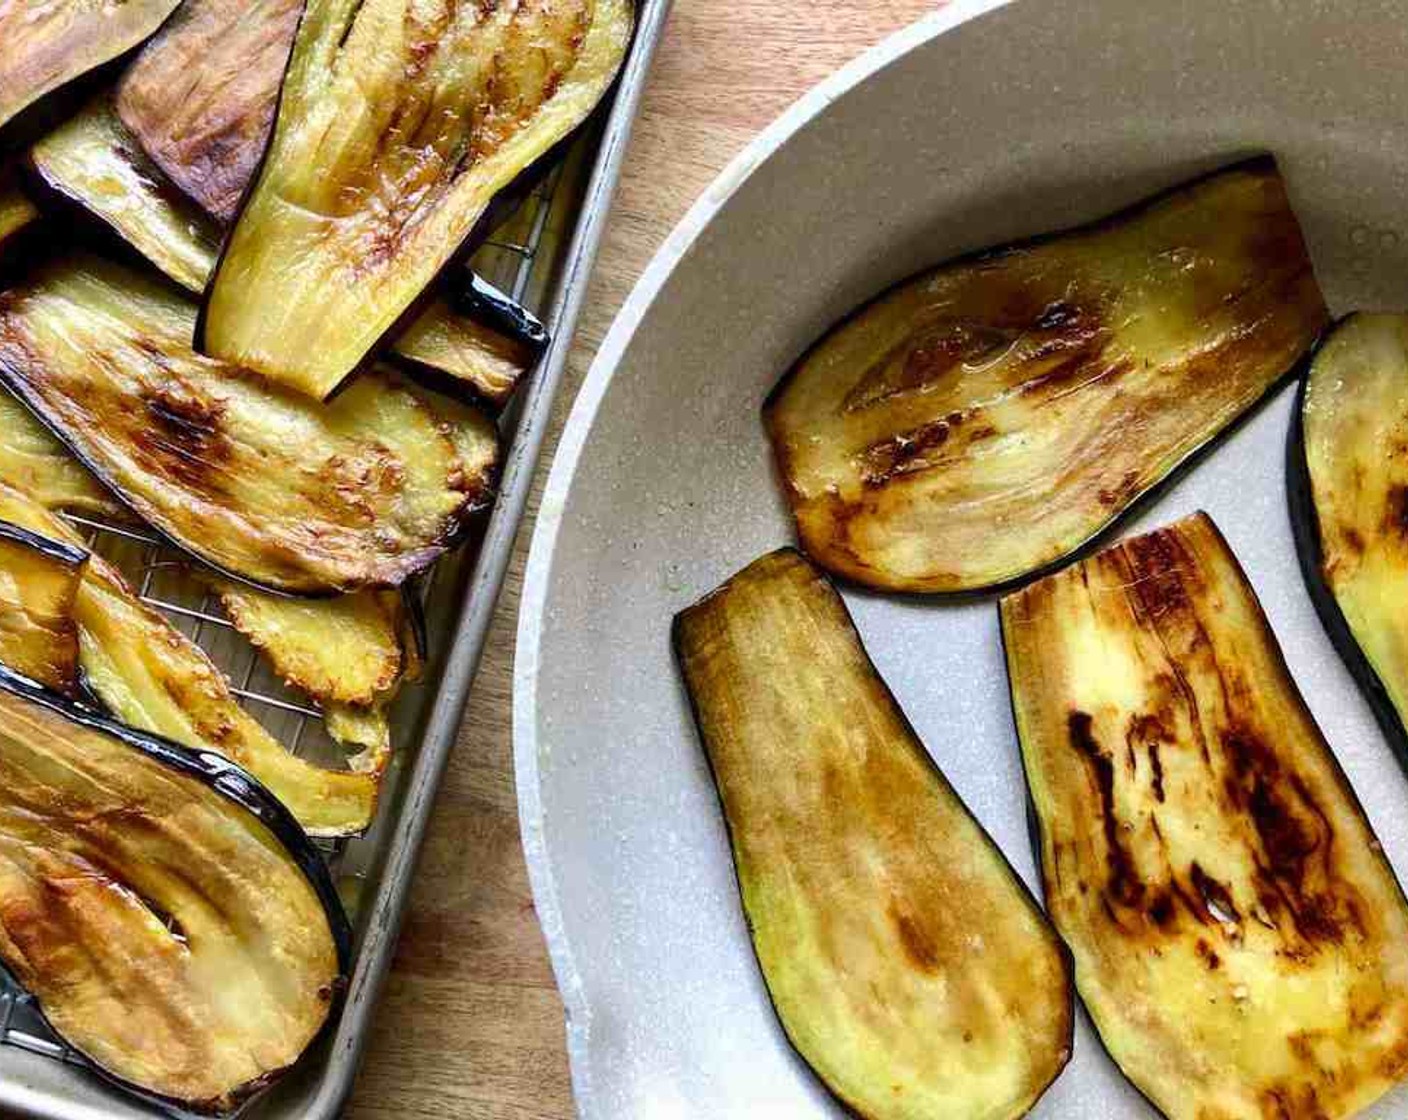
[31,94,223,292]
[115,0,303,224]
[0,518,84,693]
[766,159,1328,593]
[0,481,384,836]
[0,660,346,1113]
[0,0,181,131]
[198,0,633,400]
[1001,511,1408,1120]
[32,98,538,406]
[0,168,38,251]
[675,549,1072,1120]
[1294,313,1408,772]
[0,252,498,594]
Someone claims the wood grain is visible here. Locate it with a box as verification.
[345,2,939,1116]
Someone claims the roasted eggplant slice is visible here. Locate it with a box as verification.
[0,0,181,131]
[115,0,302,224]
[1001,511,1408,1120]
[675,548,1072,1120]
[0,660,346,1112]
[198,0,633,399]
[30,94,222,292]
[0,518,84,693]
[0,388,123,518]
[0,482,383,836]
[0,253,498,594]
[31,98,537,405]
[766,160,1328,593]
[214,580,406,708]
[1293,313,1408,772]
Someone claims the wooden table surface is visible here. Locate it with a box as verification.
[345,2,938,1116]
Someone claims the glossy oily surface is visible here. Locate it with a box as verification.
[0,665,343,1112]
[0,254,497,594]
[676,549,1071,1120]
[1003,513,1408,1118]
[200,0,633,399]
[0,520,83,693]
[766,161,1327,593]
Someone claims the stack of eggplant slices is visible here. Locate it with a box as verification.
[677,160,1408,1120]
[0,0,631,1113]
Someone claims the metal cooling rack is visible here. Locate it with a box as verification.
[0,161,569,1074]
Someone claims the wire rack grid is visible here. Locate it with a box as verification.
[0,163,569,1072]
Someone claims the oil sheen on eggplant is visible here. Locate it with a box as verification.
[0,0,181,131]
[0,253,498,594]
[0,480,384,836]
[1296,313,1408,768]
[33,97,535,404]
[0,519,84,693]
[675,549,1072,1120]
[198,0,633,399]
[0,661,345,1112]
[1001,512,1408,1120]
[766,160,1328,593]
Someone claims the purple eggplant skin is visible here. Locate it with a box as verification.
[451,272,550,356]
[0,659,351,1116]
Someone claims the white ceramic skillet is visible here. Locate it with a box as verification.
[516,1,1408,1114]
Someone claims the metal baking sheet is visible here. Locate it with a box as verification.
[516,0,1408,1115]
[0,2,671,1117]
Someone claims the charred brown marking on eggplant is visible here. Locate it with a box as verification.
[0,518,85,694]
[0,253,498,594]
[1003,511,1408,1120]
[767,159,1328,594]
[677,548,1072,1120]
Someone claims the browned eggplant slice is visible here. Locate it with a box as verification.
[0,0,181,131]
[1293,313,1408,779]
[0,659,347,1113]
[115,0,302,223]
[30,94,223,292]
[32,97,537,405]
[675,548,1072,1120]
[0,481,383,836]
[0,518,84,693]
[766,159,1328,593]
[197,0,633,400]
[1001,511,1408,1120]
[0,252,498,594]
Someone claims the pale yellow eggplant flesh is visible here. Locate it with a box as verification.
[766,159,1328,593]
[1002,511,1408,1120]
[0,518,84,694]
[198,0,634,400]
[0,481,383,837]
[0,169,38,252]
[0,661,346,1113]
[31,97,534,403]
[0,252,498,594]
[0,0,182,131]
[675,548,1073,1120]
